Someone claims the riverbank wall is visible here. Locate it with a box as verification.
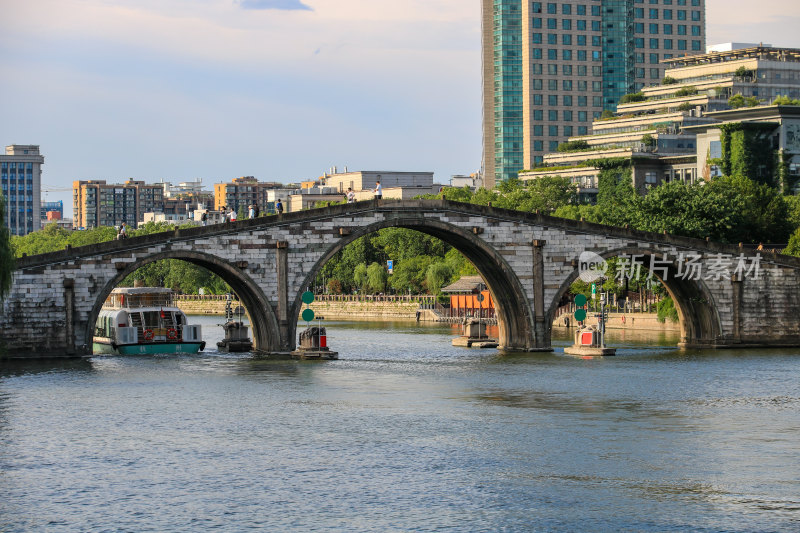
[557,311,679,332]
[176,296,679,331]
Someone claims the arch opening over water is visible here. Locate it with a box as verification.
[547,248,723,348]
[290,219,538,351]
[86,250,281,353]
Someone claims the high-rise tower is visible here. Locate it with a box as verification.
[482,0,706,187]
[1,145,44,236]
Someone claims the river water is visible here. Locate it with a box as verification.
[1,318,798,532]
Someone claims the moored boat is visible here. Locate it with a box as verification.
[92,287,205,355]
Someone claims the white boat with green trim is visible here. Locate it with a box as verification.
[93,287,205,355]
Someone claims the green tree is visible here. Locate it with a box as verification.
[553,203,602,223]
[388,255,435,294]
[444,247,478,279]
[595,159,639,227]
[353,263,368,292]
[623,176,790,244]
[657,297,679,323]
[662,75,678,85]
[784,228,800,257]
[728,93,746,109]
[425,261,452,295]
[487,177,578,213]
[371,228,447,262]
[316,235,378,293]
[785,195,800,231]
[0,195,14,300]
[366,262,387,293]
[641,133,656,147]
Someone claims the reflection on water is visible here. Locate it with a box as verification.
[1,319,799,532]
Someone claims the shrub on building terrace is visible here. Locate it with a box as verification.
[674,86,698,97]
[556,140,590,152]
[620,92,647,104]
[773,95,800,106]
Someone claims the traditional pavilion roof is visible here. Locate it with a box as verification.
[441,276,486,293]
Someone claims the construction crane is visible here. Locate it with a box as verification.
[41,187,72,202]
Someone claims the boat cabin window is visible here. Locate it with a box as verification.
[142,311,177,328]
[143,311,162,328]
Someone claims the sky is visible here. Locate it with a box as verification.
[1,0,798,218]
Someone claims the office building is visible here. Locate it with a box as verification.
[73,179,164,229]
[482,0,707,187]
[519,45,800,200]
[321,170,434,193]
[1,145,44,236]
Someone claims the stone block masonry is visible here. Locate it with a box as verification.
[3,199,800,357]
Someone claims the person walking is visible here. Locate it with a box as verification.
[248,205,255,219]
[228,208,237,222]
[374,181,382,200]
[275,199,284,214]
[117,222,128,240]
[201,212,208,226]
[346,188,356,203]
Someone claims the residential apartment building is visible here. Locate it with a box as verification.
[482,0,706,187]
[159,178,214,209]
[213,176,285,214]
[41,200,63,221]
[1,145,44,236]
[72,179,164,229]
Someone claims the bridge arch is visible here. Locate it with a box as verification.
[291,217,537,351]
[87,250,282,353]
[546,247,723,348]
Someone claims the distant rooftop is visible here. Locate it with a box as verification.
[442,276,486,293]
[664,46,800,68]
[706,43,770,54]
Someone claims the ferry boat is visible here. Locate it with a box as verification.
[93,287,205,355]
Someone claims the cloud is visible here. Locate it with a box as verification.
[238,0,312,10]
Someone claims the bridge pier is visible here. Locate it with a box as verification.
[63,278,77,355]
[532,239,550,351]
[275,241,291,351]
[731,275,743,344]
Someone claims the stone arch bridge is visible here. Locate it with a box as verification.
[2,200,800,357]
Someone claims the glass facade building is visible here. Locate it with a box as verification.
[41,200,64,220]
[482,0,706,186]
[1,145,44,236]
